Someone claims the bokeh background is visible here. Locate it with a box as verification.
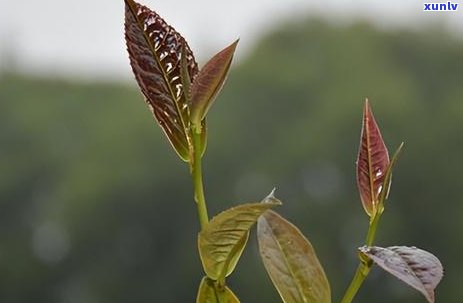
[1,0,462,302]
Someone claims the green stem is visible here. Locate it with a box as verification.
[365,210,381,246]
[190,129,209,230]
[340,262,371,303]
[340,211,382,303]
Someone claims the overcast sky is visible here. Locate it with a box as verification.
[0,0,462,79]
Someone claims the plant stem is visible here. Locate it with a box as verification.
[190,130,209,230]
[340,212,382,303]
[340,262,371,303]
[365,210,381,246]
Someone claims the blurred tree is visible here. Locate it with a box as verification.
[0,18,462,303]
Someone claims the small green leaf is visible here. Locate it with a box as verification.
[190,39,239,129]
[196,277,240,303]
[198,197,281,281]
[360,246,443,303]
[377,142,404,212]
[356,99,390,216]
[257,210,331,303]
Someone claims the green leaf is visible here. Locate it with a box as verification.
[257,210,331,303]
[196,277,240,303]
[356,99,390,216]
[198,196,281,281]
[190,40,239,129]
[377,142,404,212]
[124,0,198,161]
[360,246,443,303]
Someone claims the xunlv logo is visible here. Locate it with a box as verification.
[424,1,459,11]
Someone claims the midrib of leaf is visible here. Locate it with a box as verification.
[209,279,228,303]
[180,43,192,101]
[267,219,309,303]
[218,231,248,281]
[126,0,190,144]
[365,115,376,211]
[213,284,221,303]
[391,249,426,289]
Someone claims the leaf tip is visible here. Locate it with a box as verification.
[230,38,240,50]
[398,141,405,150]
[189,38,239,127]
[262,188,282,205]
[269,187,277,198]
[124,0,138,11]
[363,97,375,122]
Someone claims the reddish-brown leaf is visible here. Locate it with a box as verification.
[124,0,198,161]
[190,40,239,128]
[356,99,390,216]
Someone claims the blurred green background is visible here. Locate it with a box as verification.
[1,17,462,303]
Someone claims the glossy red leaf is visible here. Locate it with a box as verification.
[356,99,390,216]
[190,40,239,129]
[360,246,443,303]
[124,0,198,161]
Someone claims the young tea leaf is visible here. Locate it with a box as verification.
[196,277,240,303]
[190,40,239,129]
[377,142,404,212]
[198,199,281,281]
[257,210,331,303]
[356,99,390,216]
[359,246,443,303]
[124,0,199,161]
